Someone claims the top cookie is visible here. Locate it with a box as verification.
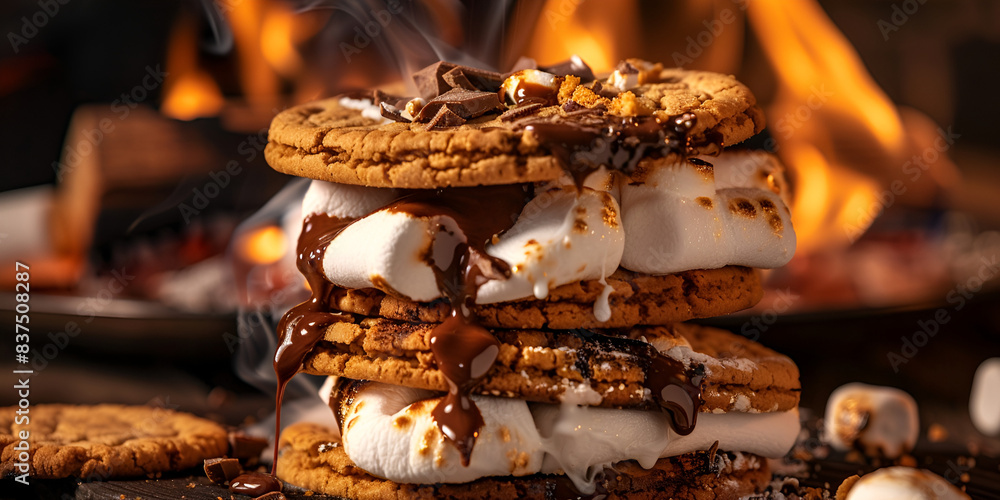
[265,59,764,188]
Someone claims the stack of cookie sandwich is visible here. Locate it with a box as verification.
[264,58,801,499]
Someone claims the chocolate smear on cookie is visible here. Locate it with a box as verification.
[574,329,704,435]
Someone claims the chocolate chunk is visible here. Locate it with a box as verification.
[372,90,412,122]
[543,57,595,82]
[442,67,477,91]
[413,61,458,99]
[499,103,543,122]
[415,88,502,122]
[425,105,467,130]
[615,59,640,75]
[203,457,242,485]
[457,66,503,92]
[414,61,504,98]
[227,432,268,465]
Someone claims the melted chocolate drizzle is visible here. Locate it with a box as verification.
[270,213,354,481]
[229,471,283,496]
[574,329,704,435]
[383,186,529,466]
[518,112,723,186]
[275,186,529,472]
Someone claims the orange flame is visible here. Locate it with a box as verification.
[747,0,909,252]
[162,1,328,121]
[161,14,224,120]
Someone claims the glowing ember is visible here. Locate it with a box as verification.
[238,225,287,265]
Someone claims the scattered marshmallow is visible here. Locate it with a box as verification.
[824,383,919,458]
[969,357,1000,436]
[840,466,969,500]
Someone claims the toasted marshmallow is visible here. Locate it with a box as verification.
[700,151,790,206]
[824,383,919,458]
[302,179,398,220]
[500,69,560,105]
[970,357,1000,436]
[619,159,796,274]
[477,186,624,303]
[323,209,462,301]
[338,383,544,484]
[843,467,969,500]
[327,379,799,492]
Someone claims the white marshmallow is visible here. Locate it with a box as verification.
[328,379,800,492]
[700,151,791,206]
[338,383,544,484]
[619,161,796,274]
[500,69,560,105]
[844,467,969,500]
[970,357,1000,436]
[477,186,624,303]
[306,152,797,304]
[302,180,398,220]
[824,383,919,458]
[338,96,391,123]
[323,209,462,301]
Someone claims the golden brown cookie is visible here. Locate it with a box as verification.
[276,422,770,500]
[301,319,800,413]
[265,68,764,189]
[0,404,229,480]
[330,266,762,329]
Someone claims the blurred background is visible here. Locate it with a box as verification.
[0,0,998,488]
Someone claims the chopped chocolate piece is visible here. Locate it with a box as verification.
[415,88,502,122]
[374,90,414,123]
[379,102,408,122]
[457,66,504,91]
[442,67,477,91]
[588,80,620,99]
[413,61,458,99]
[425,105,467,130]
[203,457,242,485]
[227,432,269,465]
[562,100,587,113]
[543,56,595,82]
[499,103,543,122]
[615,59,641,75]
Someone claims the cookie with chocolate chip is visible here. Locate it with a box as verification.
[275,422,771,500]
[329,266,762,329]
[301,319,799,413]
[265,62,764,189]
[0,404,229,479]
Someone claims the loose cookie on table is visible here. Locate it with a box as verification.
[0,404,229,480]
